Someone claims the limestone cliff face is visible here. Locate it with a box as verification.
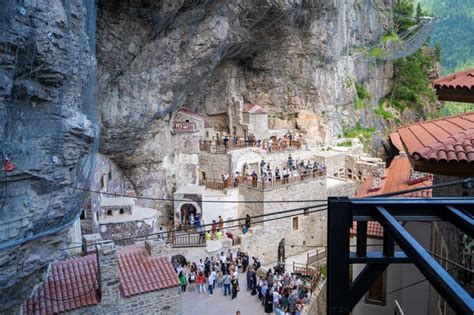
[96,0,394,202]
[0,0,394,312]
[0,0,96,312]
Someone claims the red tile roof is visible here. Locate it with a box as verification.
[117,245,179,297]
[396,112,474,164]
[434,68,474,91]
[23,254,100,315]
[243,102,267,114]
[352,155,432,238]
[23,245,179,314]
[178,108,206,121]
[390,132,405,152]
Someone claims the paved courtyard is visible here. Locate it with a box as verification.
[182,273,267,315]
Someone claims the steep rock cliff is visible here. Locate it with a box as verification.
[0,0,96,312]
[96,0,394,203]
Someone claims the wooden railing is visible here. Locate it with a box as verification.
[307,249,326,266]
[173,122,196,133]
[171,233,206,247]
[240,170,326,190]
[199,140,303,154]
[293,262,322,293]
[199,178,234,190]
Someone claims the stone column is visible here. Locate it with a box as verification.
[98,241,119,307]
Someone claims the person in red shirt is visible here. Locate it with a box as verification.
[197,272,205,294]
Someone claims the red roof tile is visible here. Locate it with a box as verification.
[23,254,100,315]
[434,68,474,91]
[390,132,405,152]
[243,102,267,114]
[23,245,179,314]
[352,155,433,238]
[178,108,206,121]
[117,245,179,297]
[396,112,474,164]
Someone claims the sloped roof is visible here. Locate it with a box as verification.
[352,155,432,238]
[23,244,179,314]
[117,245,179,297]
[389,132,405,152]
[434,68,474,91]
[23,254,100,314]
[178,108,206,121]
[242,102,267,114]
[397,112,474,164]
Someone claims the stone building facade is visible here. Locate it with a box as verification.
[238,176,355,265]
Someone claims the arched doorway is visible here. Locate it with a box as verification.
[176,201,202,228]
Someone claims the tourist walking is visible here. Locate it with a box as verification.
[223,272,231,296]
[231,278,240,300]
[179,272,187,293]
[208,272,215,296]
[197,271,205,294]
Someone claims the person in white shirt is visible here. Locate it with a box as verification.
[273,288,281,309]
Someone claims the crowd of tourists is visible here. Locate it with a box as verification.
[247,264,313,314]
[174,249,260,300]
[234,154,325,186]
[174,248,313,314]
[210,130,304,153]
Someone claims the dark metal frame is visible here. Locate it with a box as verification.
[327,197,474,315]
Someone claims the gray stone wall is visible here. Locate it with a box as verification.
[99,220,154,245]
[248,114,269,139]
[199,151,231,179]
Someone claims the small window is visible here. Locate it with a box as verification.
[185,119,189,122]
[292,217,299,230]
[304,208,309,216]
[108,170,112,181]
[100,176,105,189]
[107,209,112,216]
[366,272,386,306]
[206,131,209,138]
[119,208,125,215]
[80,209,86,220]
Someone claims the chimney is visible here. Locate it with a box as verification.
[145,238,165,257]
[371,172,381,190]
[97,241,119,306]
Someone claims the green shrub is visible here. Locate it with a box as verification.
[337,140,353,147]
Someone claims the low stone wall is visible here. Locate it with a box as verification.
[69,286,181,315]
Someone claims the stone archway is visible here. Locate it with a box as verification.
[176,200,202,225]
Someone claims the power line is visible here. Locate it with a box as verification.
[61,203,329,251]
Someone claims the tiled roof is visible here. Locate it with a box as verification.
[243,102,267,114]
[178,108,206,121]
[352,155,432,238]
[389,132,405,152]
[117,245,179,297]
[433,68,474,91]
[23,254,100,314]
[23,245,179,314]
[397,112,474,164]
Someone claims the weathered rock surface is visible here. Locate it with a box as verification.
[1,0,395,312]
[96,0,394,205]
[0,0,96,312]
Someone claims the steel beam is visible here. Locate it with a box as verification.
[442,206,474,239]
[349,251,411,264]
[346,263,388,310]
[375,206,474,314]
[327,197,352,315]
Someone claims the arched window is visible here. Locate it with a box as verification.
[107,209,112,216]
[119,208,125,215]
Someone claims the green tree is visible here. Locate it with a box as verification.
[416,3,424,17]
[394,0,416,32]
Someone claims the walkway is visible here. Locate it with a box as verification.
[182,273,267,315]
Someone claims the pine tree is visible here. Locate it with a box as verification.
[416,3,423,18]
